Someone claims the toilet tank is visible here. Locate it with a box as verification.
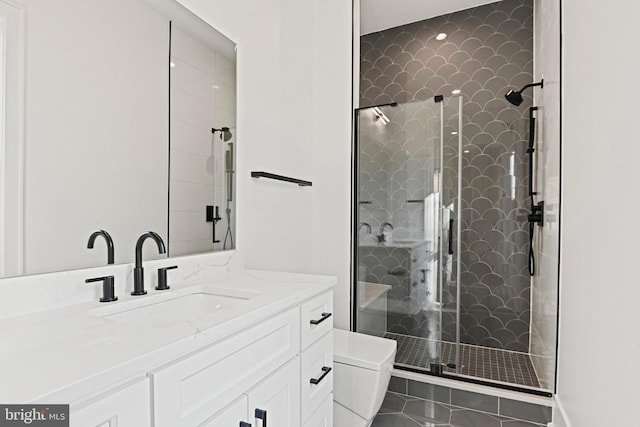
[333,330,397,421]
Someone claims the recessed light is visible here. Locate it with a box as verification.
[451,89,461,95]
[436,33,447,41]
[451,131,458,135]
[170,62,176,68]
[212,85,220,90]
[463,150,470,153]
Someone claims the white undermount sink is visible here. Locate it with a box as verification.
[87,285,261,327]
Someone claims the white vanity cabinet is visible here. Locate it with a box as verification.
[201,358,300,427]
[151,308,300,426]
[150,290,334,427]
[300,291,334,424]
[70,379,151,427]
[0,255,338,427]
[303,396,334,427]
[199,396,248,427]
[245,357,301,426]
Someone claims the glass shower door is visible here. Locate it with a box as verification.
[439,96,462,375]
[355,97,457,374]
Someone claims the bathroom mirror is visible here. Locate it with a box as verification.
[0,0,236,278]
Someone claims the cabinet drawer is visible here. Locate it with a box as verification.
[70,378,150,427]
[301,331,333,422]
[303,394,333,427]
[301,291,333,349]
[151,308,300,427]
[199,396,248,427]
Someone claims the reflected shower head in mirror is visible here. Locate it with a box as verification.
[504,79,544,106]
[212,127,233,141]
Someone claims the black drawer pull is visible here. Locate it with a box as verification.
[310,366,332,385]
[310,312,332,325]
[255,408,267,427]
[240,423,252,427]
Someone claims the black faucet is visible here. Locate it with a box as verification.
[132,231,166,296]
[87,230,114,264]
[86,275,118,302]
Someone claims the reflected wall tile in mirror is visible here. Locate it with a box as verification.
[169,18,236,255]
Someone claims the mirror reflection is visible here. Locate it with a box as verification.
[0,0,236,278]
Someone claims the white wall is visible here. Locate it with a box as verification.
[531,0,560,391]
[559,0,640,425]
[177,0,353,328]
[310,0,353,330]
[0,0,25,277]
[169,27,237,256]
[22,0,168,274]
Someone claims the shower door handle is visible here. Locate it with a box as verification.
[448,218,454,255]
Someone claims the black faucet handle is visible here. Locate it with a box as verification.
[86,275,118,303]
[156,266,178,291]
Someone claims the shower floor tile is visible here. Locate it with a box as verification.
[384,333,541,389]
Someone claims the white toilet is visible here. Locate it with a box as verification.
[333,329,397,427]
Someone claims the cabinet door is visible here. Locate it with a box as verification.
[151,308,299,426]
[199,396,249,427]
[247,357,301,427]
[303,395,333,427]
[70,379,150,427]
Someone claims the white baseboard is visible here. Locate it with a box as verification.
[551,395,571,427]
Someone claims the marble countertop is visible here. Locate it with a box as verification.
[0,268,336,404]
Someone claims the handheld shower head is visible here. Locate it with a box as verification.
[504,80,544,106]
[212,127,233,141]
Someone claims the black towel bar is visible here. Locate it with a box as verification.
[251,171,312,187]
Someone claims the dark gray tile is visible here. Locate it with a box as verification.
[403,399,451,424]
[407,379,450,403]
[501,420,545,427]
[451,389,498,414]
[499,398,552,424]
[379,392,408,414]
[388,376,408,394]
[371,413,422,427]
[450,409,502,427]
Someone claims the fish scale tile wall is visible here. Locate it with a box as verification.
[359,0,533,352]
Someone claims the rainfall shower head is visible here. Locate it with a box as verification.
[504,79,544,106]
[212,127,233,141]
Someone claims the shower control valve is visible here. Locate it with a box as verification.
[206,205,222,243]
[528,201,544,226]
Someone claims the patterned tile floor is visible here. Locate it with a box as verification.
[373,392,546,427]
[385,333,541,389]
